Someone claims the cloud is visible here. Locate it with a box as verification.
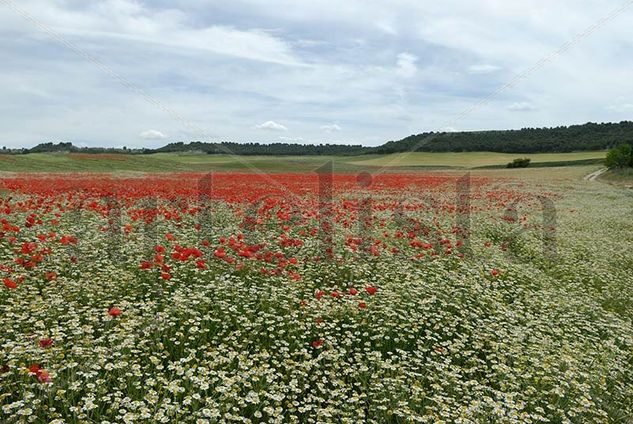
[439,126,457,133]
[1,0,633,148]
[139,129,167,139]
[508,102,536,112]
[255,121,288,131]
[468,64,501,74]
[607,103,633,112]
[396,53,418,78]
[320,124,342,132]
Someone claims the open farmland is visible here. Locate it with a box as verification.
[0,151,606,173]
[0,168,632,423]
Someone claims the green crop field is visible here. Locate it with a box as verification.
[0,150,607,173]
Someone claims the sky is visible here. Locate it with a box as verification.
[1,0,633,149]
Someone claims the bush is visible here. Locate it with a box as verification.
[506,158,531,168]
[605,144,633,169]
[607,144,633,168]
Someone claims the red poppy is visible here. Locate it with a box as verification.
[311,339,324,348]
[490,268,500,277]
[37,369,51,383]
[358,302,367,309]
[365,286,377,295]
[3,278,17,289]
[348,288,358,296]
[165,233,175,241]
[161,272,171,280]
[28,364,41,374]
[39,338,53,348]
[139,261,153,270]
[108,307,122,317]
[315,290,325,300]
[45,272,57,281]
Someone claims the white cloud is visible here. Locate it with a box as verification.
[320,124,342,132]
[468,64,501,74]
[396,53,418,78]
[255,121,288,131]
[508,102,536,112]
[139,129,167,139]
[1,0,633,148]
[607,103,633,112]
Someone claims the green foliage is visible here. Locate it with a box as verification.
[13,121,633,156]
[506,158,531,168]
[372,121,633,154]
[155,141,366,156]
[605,143,633,169]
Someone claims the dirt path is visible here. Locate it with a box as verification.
[584,167,608,181]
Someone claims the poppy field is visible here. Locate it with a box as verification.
[0,171,632,423]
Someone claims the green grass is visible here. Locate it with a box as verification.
[0,150,607,173]
[599,168,633,187]
[345,151,606,168]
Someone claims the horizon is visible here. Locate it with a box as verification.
[1,1,633,149]
[3,119,630,151]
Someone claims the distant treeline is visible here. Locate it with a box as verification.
[153,141,366,156]
[373,121,633,154]
[3,121,632,155]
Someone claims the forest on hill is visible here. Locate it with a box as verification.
[373,121,633,154]
[3,121,632,155]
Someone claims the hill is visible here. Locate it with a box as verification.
[3,121,632,155]
[373,121,633,154]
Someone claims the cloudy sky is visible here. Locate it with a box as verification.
[1,0,632,148]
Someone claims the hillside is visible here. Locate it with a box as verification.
[373,121,633,154]
[3,121,632,155]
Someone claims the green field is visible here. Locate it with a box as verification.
[0,150,606,173]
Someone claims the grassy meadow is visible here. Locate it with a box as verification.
[0,150,606,173]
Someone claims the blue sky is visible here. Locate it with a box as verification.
[1,0,632,148]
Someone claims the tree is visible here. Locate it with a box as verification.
[605,144,632,169]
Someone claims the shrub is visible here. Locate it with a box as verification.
[506,158,531,168]
[605,144,633,169]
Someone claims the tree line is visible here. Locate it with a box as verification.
[3,121,632,156]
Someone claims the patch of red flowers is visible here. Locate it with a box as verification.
[28,364,51,383]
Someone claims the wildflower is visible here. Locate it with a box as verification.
[39,338,54,348]
[108,307,122,317]
[3,278,17,289]
[365,286,377,295]
[139,261,153,270]
[311,339,324,349]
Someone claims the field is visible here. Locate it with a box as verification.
[0,151,606,173]
[1,162,632,423]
